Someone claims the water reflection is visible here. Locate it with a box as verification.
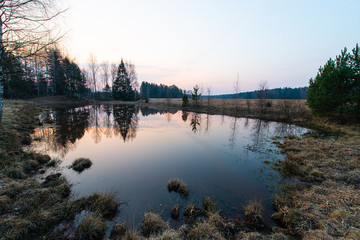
[35,106,308,158]
[32,105,311,228]
[113,105,139,142]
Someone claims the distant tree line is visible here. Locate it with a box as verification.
[140,81,185,98]
[2,49,140,101]
[207,87,308,99]
[307,44,360,122]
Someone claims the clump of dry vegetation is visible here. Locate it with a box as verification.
[72,157,92,172]
[75,214,106,240]
[92,192,119,219]
[109,222,127,239]
[167,178,189,198]
[203,196,216,214]
[0,101,123,239]
[141,212,169,237]
[244,200,264,229]
[273,122,360,238]
[171,204,180,219]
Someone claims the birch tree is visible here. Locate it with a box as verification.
[88,53,99,99]
[0,0,64,122]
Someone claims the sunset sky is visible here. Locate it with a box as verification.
[62,0,360,94]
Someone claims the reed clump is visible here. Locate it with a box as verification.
[167,178,189,198]
[71,158,92,172]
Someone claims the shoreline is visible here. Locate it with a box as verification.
[1,98,359,239]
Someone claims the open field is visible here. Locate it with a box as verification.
[139,98,312,123]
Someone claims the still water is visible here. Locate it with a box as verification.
[32,104,310,227]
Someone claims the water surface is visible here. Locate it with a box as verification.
[32,105,309,227]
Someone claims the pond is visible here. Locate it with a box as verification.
[31,104,310,228]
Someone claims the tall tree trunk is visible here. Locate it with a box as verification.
[0,17,3,123]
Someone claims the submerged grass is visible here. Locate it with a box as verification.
[167,178,189,198]
[72,157,92,172]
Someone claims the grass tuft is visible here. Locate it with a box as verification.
[109,222,127,240]
[72,158,92,172]
[188,221,225,240]
[167,178,189,198]
[141,212,168,237]
[170,204,180,219]
[203,196,216,214]
[75,214,106,240]
[0,195,11,214]
[244,200,264,229]
[93,192,119,219]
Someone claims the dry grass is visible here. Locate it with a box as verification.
[244,200,264,229]
[171,204,180,219]
[72,157,92,172]
[137,98,311,122]
[187,221,225,240]
[274,124,360,238]
[167,178,189,198]
[141,212,169,238]
[203,196,216,214]
[92,192,120,219]
[75,214,106,240]
[109,222,127,240]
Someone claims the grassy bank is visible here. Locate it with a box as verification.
[2,98,360,239]
[0,100,121,239]
[136,98,312,123]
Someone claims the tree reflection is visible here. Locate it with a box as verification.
[190,113,201,134]
[246,119,270,153]
[113,105,139,142]
[90,104,102,144]
[101,104,113,138]
[181,111,189,122]
[36,106,90,157]
[229,117,238,149]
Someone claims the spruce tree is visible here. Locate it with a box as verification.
[112,59,134,100]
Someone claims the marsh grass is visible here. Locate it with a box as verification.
[109,223,127,239]
[137,98,311,122]
[171,204,180,219]
[244,200,264,229]
[167,178,189,198]
[72,158,92,172]
[203,196,216,214]
[75,214,106,240]
[92,192,120,219]
[0,101,100,239]
[187,221,225,240]
[141,212,168,238]
[274,125,360,238]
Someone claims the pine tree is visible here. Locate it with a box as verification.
[192,85,201,107]
[47,49,65,95]
[112,59,134,100]
[307,45,359,122]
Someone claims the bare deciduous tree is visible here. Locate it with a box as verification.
[0,0,65,122]
[206,84,212,109]
[233,74,240,111]
[101,61,109,88]
[88,53,99,99]
[257,80,269,114]
[125,60,138,96]
[110,63,117,86]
